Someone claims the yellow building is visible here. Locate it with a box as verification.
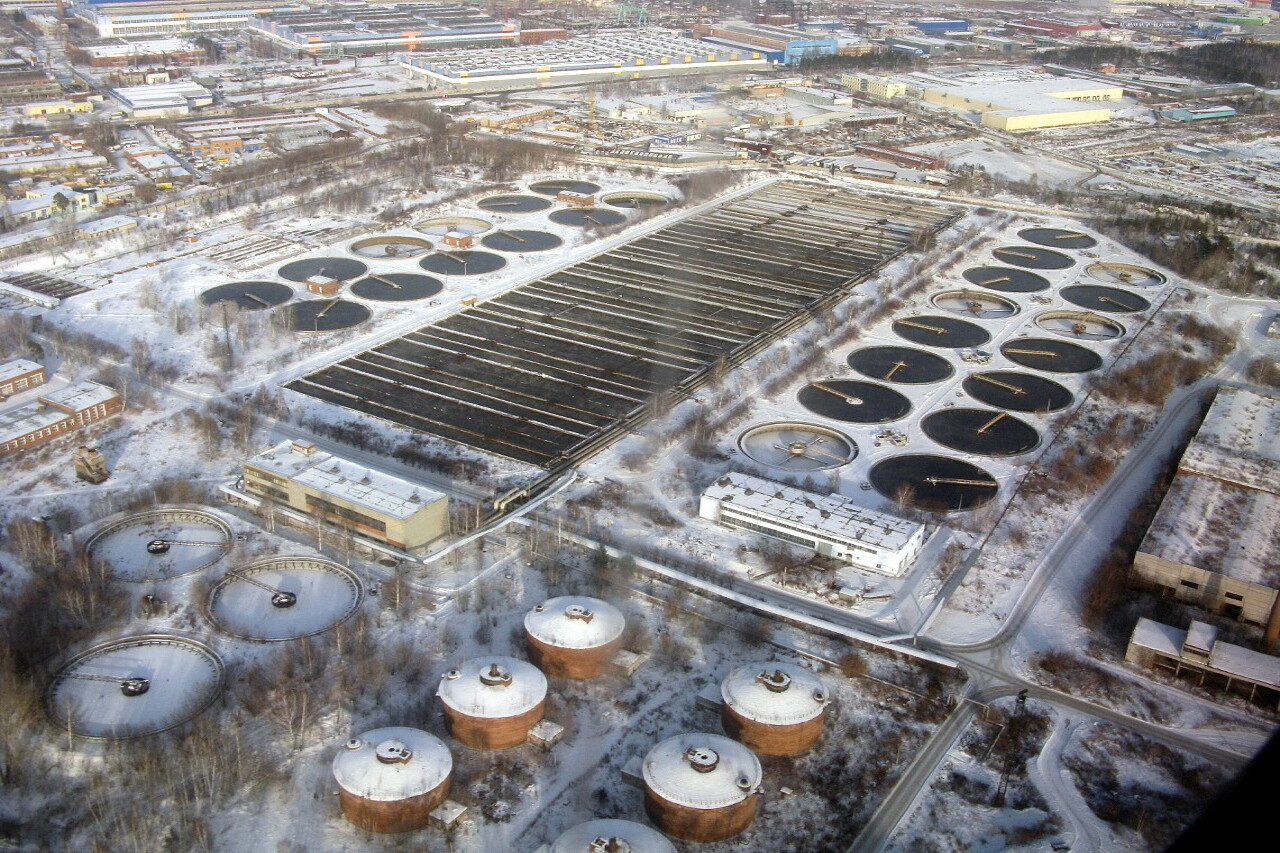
[913,71,1122,130]
[25,100,94,118]
[240,439,449,553]
[841,73,916,103]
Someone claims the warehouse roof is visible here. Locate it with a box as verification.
[703,472,920,552]
[247,439,446,520]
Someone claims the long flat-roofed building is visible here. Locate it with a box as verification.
[240,439,449,553]
[1132,387,1280,632]
[907,69,1122,130]
[73,0,301,38]
[248,4,515,57]
[699,472,924,576]
[401,30,767,93]
[1126,617,1280,709]
[0,381,122,458]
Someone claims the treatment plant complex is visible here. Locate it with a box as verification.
[2,1,1280,850]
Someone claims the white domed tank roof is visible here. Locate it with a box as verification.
[331,727,452,801]
[437,656,547,718]
[550,818,677,853]
[721,662,828,726]
[525,596,625,650]
[643,732,762,810]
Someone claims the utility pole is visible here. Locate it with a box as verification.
[992,689,1027,807]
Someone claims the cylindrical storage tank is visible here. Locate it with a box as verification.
[524,596,626,679]
[331,726,452,833]
[642,732,762,842]
[437,656,548,749]
[720,662,828,756]
[550,818,677,853]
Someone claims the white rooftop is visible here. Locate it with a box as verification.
[436,656,547,719]
[1178,386,1280,495]
[41,381,120,412]
[642,732,762,810]
[1139,473,1280,588]
[704,472,921,553]
[331,727,452,802]
[720,662,827,726]
[524,596,625,650]
[0,359,42,385]
[1129,616,1184,658]
[551,819,677,853]
[1130,617,1280,689]
[247,439,446,521]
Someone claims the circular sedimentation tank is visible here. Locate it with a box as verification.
[848,345,954,384]
[419,250,507,276]
[550,819,677,853]
[1085,262,1165,288]
[602,191,670,209]
[962,371,1074,413]
[930,289,1019,319]
[1035,310,1125,341]
[480,229,564,252]
[869,454,999,512]
[333,727,453,834]
[891,315,991,349]
[86,507,232,582]
[738,422,856,471]
[524,596,625,679]
[200,281,293,311]
[991,245,1074,270]
[46,635,225,739]
[921,408,1040,457]
[437,656,548,749]
[413,216,492,236]
[291,299,371,332]
[349,273,443,302]
[1060,285,1150,314]
[207,557,364,642]
[961,266,1050,293]
[1000,337,1102,374]
[278,257,368,282]
[477,194,553,213]
[643,732,763,842]
[1017,227,1097,249]
[348,235,433,259]
[720,663,828,756]
[796,379,910,424]
[529,179,602,196]
[549,207,627,228]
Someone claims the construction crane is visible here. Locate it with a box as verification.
[614,3,649,26]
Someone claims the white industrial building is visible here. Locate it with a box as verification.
[699,472,924,577]
[110,81,213,118]
[401,31,767,93]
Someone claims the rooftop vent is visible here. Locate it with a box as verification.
[480,662,512,687]
[684,746,719,773]
[375,739,413,765]
[756,669,793,693]
[565,604,594,623]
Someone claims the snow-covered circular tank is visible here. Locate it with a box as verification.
[437,656,548,749]
[46,634,225,739]
[524,596,625,679]
[206,556,364,641]
[642,732,763,842]
[550,818,677,853]
[720,662,828,756]
[85,507,232,582]
[332,726,452,833]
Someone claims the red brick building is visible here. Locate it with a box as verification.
[0,359,45,400]
[0,381,122,457]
